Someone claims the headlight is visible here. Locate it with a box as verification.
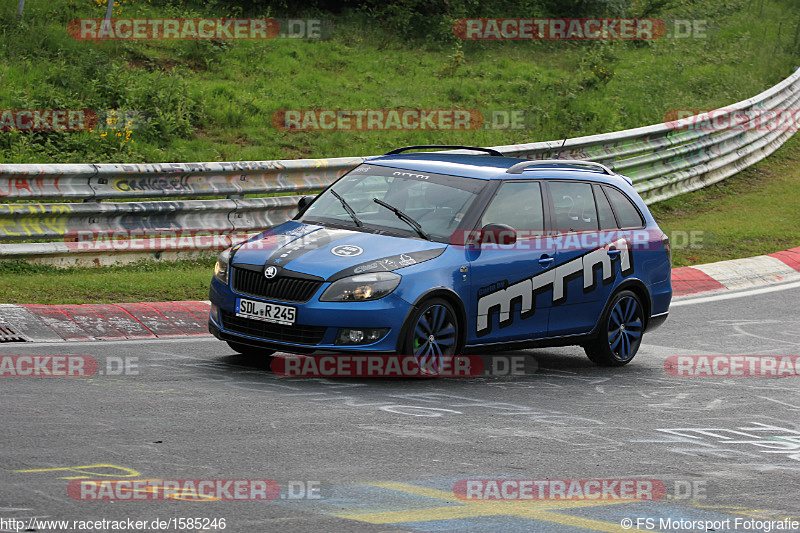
[320,272,401,302]
[214,248,231,284]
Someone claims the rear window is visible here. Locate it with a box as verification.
[593,184,618,230]
[603,186,645,229]
[549,181,598,232]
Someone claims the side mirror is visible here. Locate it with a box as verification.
[479,223,517,246]
[297,195,315,212]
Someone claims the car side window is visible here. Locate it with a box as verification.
[603,185,645,229]
[480,181,544,235]
[593,184,618,230]
[549,181,598,232]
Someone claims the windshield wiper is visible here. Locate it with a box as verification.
[373,198,431,240]
[330,189,362,227]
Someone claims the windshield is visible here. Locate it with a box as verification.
[299,164,485,241]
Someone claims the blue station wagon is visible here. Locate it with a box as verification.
[209,146,672,366]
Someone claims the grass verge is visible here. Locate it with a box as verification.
[0,258,215,304]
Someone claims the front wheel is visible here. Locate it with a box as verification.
[401,298,460,374]
[584,290,644,367]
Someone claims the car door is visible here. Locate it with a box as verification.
[466,180,556,345]
[545,181,632,336]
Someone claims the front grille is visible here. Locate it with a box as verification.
[232,267,323,303]
[221,310,327,345]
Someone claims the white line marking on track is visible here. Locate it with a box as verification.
[756,396,800,409]
[672,280,800,307]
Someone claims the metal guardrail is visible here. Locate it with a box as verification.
[2,69,799,264]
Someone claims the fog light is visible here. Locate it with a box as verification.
[336,328,389,345]
[210,303,220,324]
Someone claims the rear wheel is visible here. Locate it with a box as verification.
[401,298,460,375]
[584,290,644,366]
[226,340,276,361]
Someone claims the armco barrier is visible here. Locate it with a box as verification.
[1,69,799,265]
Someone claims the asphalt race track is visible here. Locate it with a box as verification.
[2,282,800,532]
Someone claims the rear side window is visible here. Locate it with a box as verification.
[593,184,617,230]
[603,186,645,229]
[481,181,545,234]
[549,181,598,232]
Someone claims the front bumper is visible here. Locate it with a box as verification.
[209,276,412,354]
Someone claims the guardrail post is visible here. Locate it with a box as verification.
[101,0,114,37]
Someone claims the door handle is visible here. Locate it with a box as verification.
[538,255,554,267]
[607,247,621,258]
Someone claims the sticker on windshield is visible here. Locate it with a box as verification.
[331,244,364,257]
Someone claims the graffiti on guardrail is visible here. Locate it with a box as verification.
[0,197,302,244]
[0,204,72,237]
[0,158,361,203]
[112,175,193,194]
[0,177,64,199]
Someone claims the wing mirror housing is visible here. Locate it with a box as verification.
[297,195,315,213]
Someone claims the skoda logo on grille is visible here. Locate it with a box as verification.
[264,266,278,279]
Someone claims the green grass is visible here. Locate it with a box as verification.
[0,0,798,163]
[0,258,215,304]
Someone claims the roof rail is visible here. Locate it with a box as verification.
[506,159,615,175]
[384,145,504,157]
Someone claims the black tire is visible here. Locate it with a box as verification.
[401,298,460,375]
[226,340,276,361]
[584,290,644,367]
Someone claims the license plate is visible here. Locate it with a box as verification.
[235,298,296,326]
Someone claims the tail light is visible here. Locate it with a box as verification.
[662,233,671,266]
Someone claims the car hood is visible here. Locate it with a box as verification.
[231,221,447,281]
